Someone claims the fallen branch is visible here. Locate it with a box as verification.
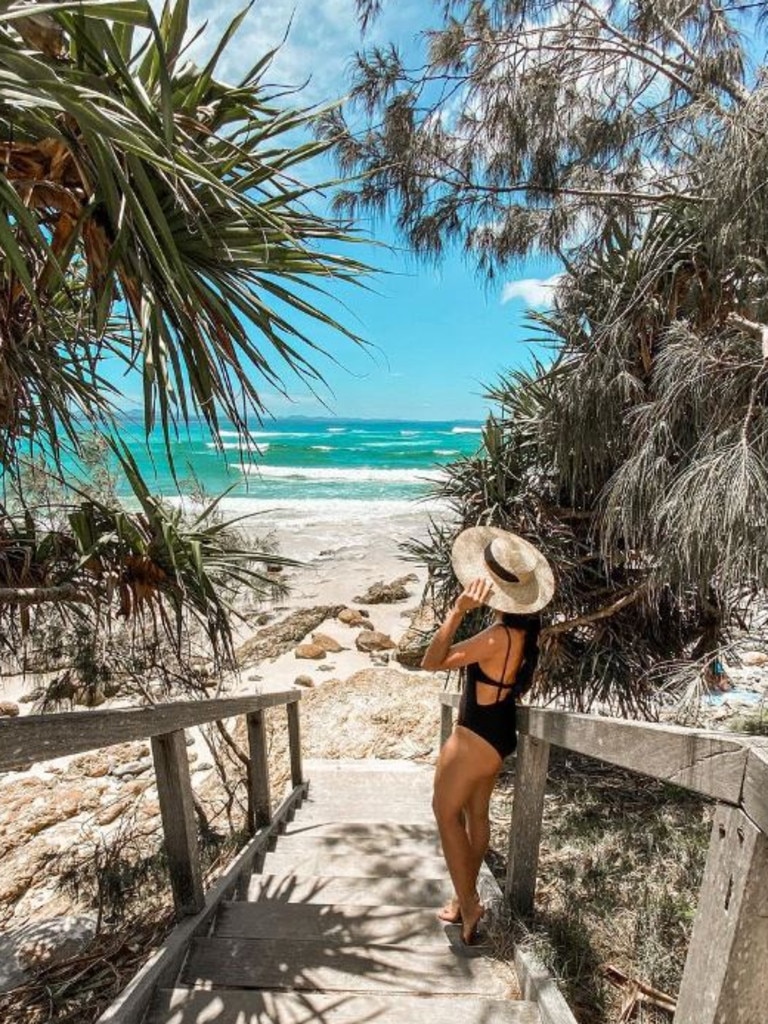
[543,588,646,637]
[603,963,676,1021]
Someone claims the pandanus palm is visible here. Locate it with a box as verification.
[0,0,369,655]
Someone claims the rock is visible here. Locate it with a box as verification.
[111,759,151,779]
[193,762,214,773]
[370,653,391,665]
[338,607,374,629]
[235,604,345,665]
[311,633,346,653]
[741,650,768,667]
[294,644,327,660]
[354,575,417,604]
[395,602,436,668]
[317,664,336,672]
[0,701,19,717]
[96,797,134,826]
[14,913,98,972]
[355,630,397,653]
[266,563,283,574]
[294,675,316,688]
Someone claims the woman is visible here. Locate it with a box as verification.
[421,526,554,946]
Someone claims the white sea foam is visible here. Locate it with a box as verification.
[238,465,443,484]
[434,449,460,456]
[451,426,482,434]
[207,442,269,454]
[400,430,419,436]
[327,427,346,433]
[310,445,333,451]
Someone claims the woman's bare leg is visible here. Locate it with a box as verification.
[465,772,497,881]
[433,726,501,941]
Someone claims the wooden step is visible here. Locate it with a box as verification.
[247,872,449,907]
[261,850,451,879]
[181,936,516,996]
[215,900,455,944]
[297,802,434,825]
[148,988,541,1024]
[274,826,443,857]
[279,820,441,845]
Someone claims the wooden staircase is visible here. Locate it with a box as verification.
[145,758,540,1023]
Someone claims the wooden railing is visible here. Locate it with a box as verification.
[440,694,768,1024]
[0,691,304,917]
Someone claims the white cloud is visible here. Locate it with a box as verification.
[501,273,562,308]
[186,0,422,104]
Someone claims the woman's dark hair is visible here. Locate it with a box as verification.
[500,611,541,697]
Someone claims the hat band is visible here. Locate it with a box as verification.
[484,543,521,585]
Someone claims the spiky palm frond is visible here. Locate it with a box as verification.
[0,0,370,456]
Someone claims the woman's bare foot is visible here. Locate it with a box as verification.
[436,896,462,923]
[460,899,485,946]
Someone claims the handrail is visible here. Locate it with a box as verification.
[0,691,299,771]
[1,691,305,919]
[439,693,768,1024]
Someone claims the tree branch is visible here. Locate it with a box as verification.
[543,587,646,636]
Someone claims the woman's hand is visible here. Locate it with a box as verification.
[455,577,493,614]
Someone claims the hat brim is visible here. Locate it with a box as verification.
[451,526,555,613]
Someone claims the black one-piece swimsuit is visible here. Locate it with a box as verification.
[458,627,518,760]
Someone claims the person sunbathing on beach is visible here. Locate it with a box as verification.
[421,526,554,945]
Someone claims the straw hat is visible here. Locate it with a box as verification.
[451,526,555,613]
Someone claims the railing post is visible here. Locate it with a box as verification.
[505,731,551,917]
[287,699,303,788]
[246,709,271,831]
[674,803,768,1024]
[151,729,204,916]
[440,702,454,747]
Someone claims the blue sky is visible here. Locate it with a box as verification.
[119,0,562,422]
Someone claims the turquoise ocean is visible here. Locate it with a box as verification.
[116,418,484,504]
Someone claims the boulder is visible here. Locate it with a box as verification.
[294,675,316,688]
[15,913,98,972]
[338,607,371,627]
[311,633,346,653]
[0,701,19,717]
[355,630,397,653]
[741,650,768,667]
[395,602,436,668]
[354,575,417,604]
[294,644,327,660]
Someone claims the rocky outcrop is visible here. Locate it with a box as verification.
[395,602,436,668]
[294,675,315,688]
[353,575,417,604]
[236,605,344,665]
[0,701,19,717]
[355,630,396,653]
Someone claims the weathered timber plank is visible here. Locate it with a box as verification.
[518,707,747,802]
[439,692,462,710]
[287,700,303,787]
[215,900,453,944]
[182,936,514,996]
[148,989,541,1024]
[505,734,551,916]
[273,831,443,858]
[515,947,578,1024]
[674,804,768,1024]
[278,821,441,845]
[95,782,306,1024]
[247,872,449,907]
[246,710,271,830]
[261,851,451,880]
[740,740,768,835]
[151,730,204,916]
[0,692,300,770]
[297,805,434,825]
[440,702,454,746]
